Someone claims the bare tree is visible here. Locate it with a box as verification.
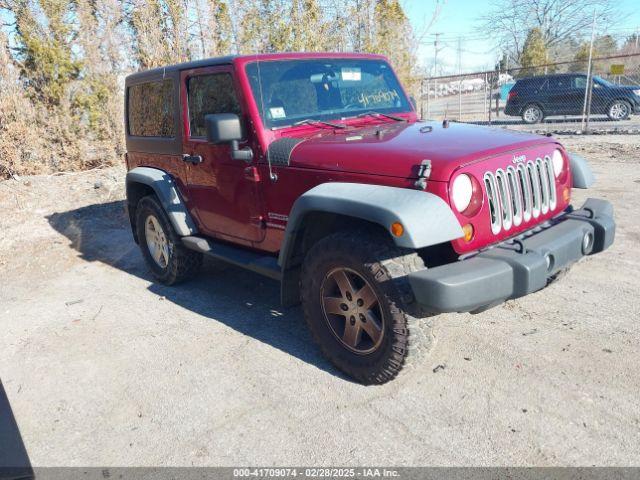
[0,27,46,177]
[480,0,619,63]
[0,0,437,178]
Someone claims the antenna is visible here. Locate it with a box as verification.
[255,53,277,182]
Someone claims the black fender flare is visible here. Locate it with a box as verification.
[125,167,197,238]
[278,182,463,270]
[569,153,595,189]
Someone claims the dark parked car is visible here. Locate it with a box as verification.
[505,73,640,124]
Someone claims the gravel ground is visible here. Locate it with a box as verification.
[1,134,639,467]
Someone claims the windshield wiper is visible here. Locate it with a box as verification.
[292,118,346,129]
[356,111,406,122]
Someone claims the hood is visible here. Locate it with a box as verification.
[615,85,640,92]
[283,121,554,181]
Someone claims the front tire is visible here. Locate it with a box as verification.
[135,195,202,285]
[300,230,433,385]
[607,100,631,121]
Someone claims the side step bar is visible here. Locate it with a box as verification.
[181,236,282,281]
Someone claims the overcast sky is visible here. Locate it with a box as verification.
[404,0,640,75]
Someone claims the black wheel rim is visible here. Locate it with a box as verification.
[320,267,385,354]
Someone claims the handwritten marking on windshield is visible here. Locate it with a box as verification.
[357,89,400,108]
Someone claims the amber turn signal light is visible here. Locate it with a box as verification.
[562,186,571,203]
[462,223,474,242]
[390,222,404,237]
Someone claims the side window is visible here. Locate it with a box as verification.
[187,73,241,138]
[127,80,175,137]
[523,79,547,91]
[573,76,587,89]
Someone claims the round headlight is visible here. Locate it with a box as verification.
[451,174,473,212]
[552,149,564,177]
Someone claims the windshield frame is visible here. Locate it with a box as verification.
[244,58,414,130]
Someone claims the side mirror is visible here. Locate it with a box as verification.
[204,113,253,161]
[409,95,417,109]
[205,113,242,143]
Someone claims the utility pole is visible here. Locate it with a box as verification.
[581,10,597,132]
[456,36,462,75]
[457,36,462,120]
[432,32,443,76]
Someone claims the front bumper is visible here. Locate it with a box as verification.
[408,198,615,313]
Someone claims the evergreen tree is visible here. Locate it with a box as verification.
[520,28,548,76]
[370,0,416,90]
[13,0,81,107]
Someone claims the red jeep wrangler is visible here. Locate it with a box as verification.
[124,53,615,384]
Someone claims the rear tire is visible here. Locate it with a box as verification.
[607,100,631,121]
[300,230,433,385]
[521,104,544,124]
[135,195,202,285]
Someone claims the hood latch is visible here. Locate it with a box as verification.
[414,159,432,190]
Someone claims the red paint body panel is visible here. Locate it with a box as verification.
[127,151,188,196]
[126,52,577,257]
[255,165,418,253]
[179,66,264,247]
[448,144,572,253]
[282,121,553,181]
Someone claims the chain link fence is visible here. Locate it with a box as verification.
[419,52,640,133]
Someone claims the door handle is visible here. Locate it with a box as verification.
[182,154,203,165]
[243,166,261,182]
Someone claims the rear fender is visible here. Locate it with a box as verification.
[125,167,197,240]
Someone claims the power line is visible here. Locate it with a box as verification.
[418,26,640,45]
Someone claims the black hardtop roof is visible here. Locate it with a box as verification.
[124,52,387,84]
[125,55,237,83]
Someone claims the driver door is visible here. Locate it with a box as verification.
[181,67,265,245]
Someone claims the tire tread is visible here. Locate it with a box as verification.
[136,195,202,285]
[300,229,434,384]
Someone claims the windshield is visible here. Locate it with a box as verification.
[245,58,412,129]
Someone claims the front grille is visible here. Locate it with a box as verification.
[484,156,556,234]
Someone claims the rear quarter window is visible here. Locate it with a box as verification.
[515,78,545,90]
[548,77,570,90]
[127,80,175,137]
